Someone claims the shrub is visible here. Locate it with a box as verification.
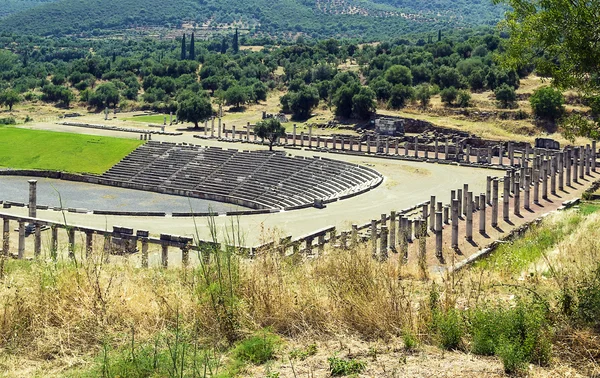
[328,356,367,376]
[402,330,418,351]
[440,86,458,106]
[530,86,565,121]
[457,90,471,107]
[433,309,464,350]
[233,332,278,365]
[495,84,517,108]
[0,117,16,125]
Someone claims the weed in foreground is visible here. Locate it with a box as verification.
[328,355,367,376]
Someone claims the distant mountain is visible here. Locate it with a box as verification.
[0,0,506,40]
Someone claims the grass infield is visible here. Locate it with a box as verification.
[0,127,143,174]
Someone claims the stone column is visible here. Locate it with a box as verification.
[435,211,443,259]
[542,164,548,200]
[385,138,389,155]
[466,191,473,241]
[140,237,148,268]
[246,122,251,141]
[232,125,237,141]
[181,243,190,267]
[486,176,492,205]
[593,141,597,172]
[445,138,450,160]
[424,143,428,159]
[406,219,413,243]
[404,141,409,156]
[2,218,9,256]
[85,231,93,258]
[292,124,297,146]
[586,145,591,176]
[161,243,169,268]
[558,152,564,191]
[68,228,75,260]
[210,119,214,138]
[579,146,585,180]
[509,142,515,166]
[451,199,459,249]
[351,224,358,247]
[435,138,439,160]
[457,189,463,219]
[429,196,436,232]
[308,125,312,148]
[524,173,531,210]
[421,204,428,230]
[380,226,388,261]
[443,206,449,224]
[499,144,504,165]
[217,119,222,139]
[300,132,305,147]
[414,137,419,158]
[371,220,377,258]
[394,139,398,155]
[51,225,58,258]
[28,180,37,219]
[18,221,25,259]
[466,145,471,163]
[514,177,521,216]
[503,176,510,221]
[492,180,499,227]
[550,158,557,195]
[34,224,41,257]
[533,169,540,204]
[389,211,396,249]
[463,184,469,216]
[487,147,492,165]
[479,194,486,234]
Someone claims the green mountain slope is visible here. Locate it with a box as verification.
[0,0,505,39]
[0,0,59,19]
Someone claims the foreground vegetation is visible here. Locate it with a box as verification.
[0,206,599,376]
[0,127,142,174]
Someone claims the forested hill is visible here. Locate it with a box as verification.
[0,0,505,40]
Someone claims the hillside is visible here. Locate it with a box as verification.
[0,0,505,40]
[0,0,58,19]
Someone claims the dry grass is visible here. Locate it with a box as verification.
[0,209,599,376]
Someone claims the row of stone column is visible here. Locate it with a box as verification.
[0,217,198,269]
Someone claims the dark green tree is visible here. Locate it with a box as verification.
[0,89,22,111]
[388,85,414,109]
[530,86,564,121]
[255,118,286,151]
[440,86,459,106]
[351,87,376,120]
[189,32,195,61]
[176,93,213,128]
[415,84,432,108]
[288,85,320,120]
[494,84,517,108]
[224,85,248,109]
[384,65,413,86]
[232,28,239,54]
[180,34,186,60]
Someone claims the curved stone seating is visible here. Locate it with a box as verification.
[99,141,383,210]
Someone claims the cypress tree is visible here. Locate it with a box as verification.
[189,32,195,60]
[181,34,186,60]
[232,28,239,54]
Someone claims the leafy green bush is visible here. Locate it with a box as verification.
[328,356,367,376]
[233,332,278,365]
[289,343,317,361]
[469,300,552,374]
[530,86,565,121]
[433,309,464,350]
[402,330,418,351]
[0,117,16,125]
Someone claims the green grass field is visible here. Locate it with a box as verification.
[124,114,170,123]
[0,127,143,174]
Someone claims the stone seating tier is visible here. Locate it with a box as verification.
[99,141,382,209]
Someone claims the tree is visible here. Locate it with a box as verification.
[181,34,186,60]
[497,0,600,137]
[232,28,239,54]
[189,33,195,61]
[224,85,248,109]
[494,84,517,108]
[351,87,376,120]
[415,84,432,108]
[440,86,458,106]
[89,82,120,108]
[530,86,564,121]
[254,118,286,151]
[388,85,414,109]
[288,85,320,120]
[457,90,472,108]
[0,89,22,111]
[176,93,213,128]
[384,65,413,86]
[333,82,360,118]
